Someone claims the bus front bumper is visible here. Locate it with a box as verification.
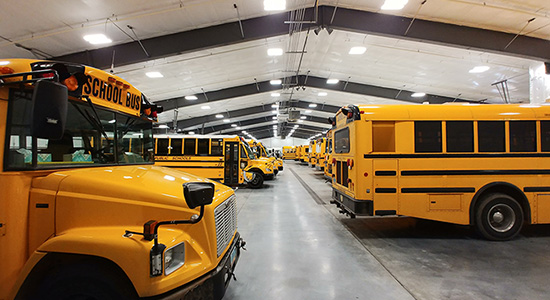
[145,232,245,300]
[331,189,373,217]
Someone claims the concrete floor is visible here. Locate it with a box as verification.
[225,161,550,300]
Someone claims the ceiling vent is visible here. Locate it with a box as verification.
[288,110,300,122]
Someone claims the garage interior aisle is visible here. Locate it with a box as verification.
[225,161,550,300]
[225,162,414,300]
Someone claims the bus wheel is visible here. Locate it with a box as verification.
[475,193,523,241]
[248,171,264,189]
[33,261,137,300]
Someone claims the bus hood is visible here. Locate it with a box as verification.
[43,165,233,208]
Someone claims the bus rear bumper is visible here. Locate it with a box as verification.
[144,233,245,300]
[331,189,373,217]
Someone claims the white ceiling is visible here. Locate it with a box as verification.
[2,0,550,139]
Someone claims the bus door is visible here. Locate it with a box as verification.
[373,159,399,215]
[224,142,240,185]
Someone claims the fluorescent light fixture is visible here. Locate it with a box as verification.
[146,72,163,78]
[223,119,231,123]
[264,0,286,11]
[272,110,278,114]
[236,127,242,130]
[411,92,426,98]
[381,0,408,10]
[272,120,277,123]
[469,66,490,73]
[298,120,304,123]
[188,131,195,134]
[267,48,283,56]
[215,114,224,118]
[308,103,317,108]
[158,124,169,129]
[231,124,237,127]
[185,95,198,100]
[242,131,247,134]
[349,46,366,55]
[326,79,339,84]
[271,93,280,97]
[318,92,328,96]
[83,34,112,45]
[305,110,312,113]
[108,119,116,124]
[270,79,282,85]
[201,105,211,110]
[272,116,277,120]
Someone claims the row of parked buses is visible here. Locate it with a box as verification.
[0,59,246,300]
[282,132,334,182]
[287,103,550,242]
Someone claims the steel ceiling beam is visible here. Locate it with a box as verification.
[53,6,550,69]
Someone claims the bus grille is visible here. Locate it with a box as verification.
[214,195,237,257]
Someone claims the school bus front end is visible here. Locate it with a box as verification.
[0,59,244,299]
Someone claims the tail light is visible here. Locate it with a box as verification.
[0,67,14,74]
[347,159,354,168]
[63,75,79,91]
[332,158,336,165]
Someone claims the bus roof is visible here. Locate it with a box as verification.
[343,104,550,121]
[155,134,241,139]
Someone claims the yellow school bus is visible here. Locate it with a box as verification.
[0,59,244,300]
[248,140,283,172]
[295,145,302,161]
[155,134,274,188]
[308,139,317,167]
[331,103,550,241]
[282,146,296,160]
[324,129,334,181]
[299,145,309,163]
[315,137,327,171]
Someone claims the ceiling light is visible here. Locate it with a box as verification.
[158,124,169,129]
[349,46,367,55]
[188,131,195,135]
[318,92,327,96]
[267,48,283,56]
[215,114,224,118]
[469,66,490,73]
[272,116,277,120]
[326,79,339,84]
[236,127,242,130]
[108,119,116,124]
[201,105,211,109]
[300,116,307,119]
[83,34,112,45]
[270,79,282,85]
[146,72,163,78]
[231,124,237,127]
[242,131,247,134]
[264,0,286,11]
[381,0,408,10]
[298,120,304,123]
[185,95,198,100]
[309,103,317,108]
[223,119,231,123]
[411,92,426,98]
[294,125,299,128]
[272,120,277,123]
[272,110,278,114]
[271,93,280,97]
[305,110,312,113]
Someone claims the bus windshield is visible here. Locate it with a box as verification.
[242,142,256,160]
[6,90,153,170]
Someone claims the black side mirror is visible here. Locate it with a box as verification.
[31,80,68,140]
[183,182,214,209]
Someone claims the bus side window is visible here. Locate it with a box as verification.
[510,121,536,152]
[171,139,183,155]
[197,139,209,156]
[541,121,550,152]
[372,121,395,152]
[157,138,169,155]
[184,139,196,155]
[211,139,223,156]
[446,121,473,152]
[414,121,442,153]
[478,121,505,152]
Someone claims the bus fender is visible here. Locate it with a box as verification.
[469,181,531,226]
[30,226,205,297]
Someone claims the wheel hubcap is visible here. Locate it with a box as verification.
[487,204,515,233]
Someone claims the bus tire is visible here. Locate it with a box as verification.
[475,193,523,241]
[29,260,137,300]
[248,171,264,189]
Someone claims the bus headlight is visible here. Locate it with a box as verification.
[165,242,185,275]
[266,167,272,172]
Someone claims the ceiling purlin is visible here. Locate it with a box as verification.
[52,6,550,70]
[170,101,340,130]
